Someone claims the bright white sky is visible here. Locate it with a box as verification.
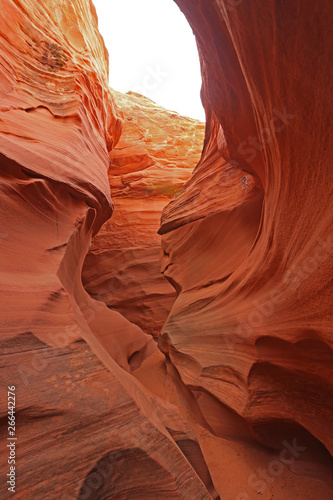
[93,0,205,121]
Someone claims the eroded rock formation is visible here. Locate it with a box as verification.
[0,1,210,498]
[157,0,333,497]
[0,0,332,499]
[82,90,204,339]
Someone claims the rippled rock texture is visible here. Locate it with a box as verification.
[158,0,333,498]
[0,1,209,498]
[1,0,332,499]
[83,90,204,339]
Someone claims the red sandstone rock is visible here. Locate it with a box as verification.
[83,90,204,338]
[157,0,333,498]
[0,0,332,499]
[0,1,210,498]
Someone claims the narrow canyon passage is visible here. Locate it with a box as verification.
[0,1,332,500]
[82,90,205,345]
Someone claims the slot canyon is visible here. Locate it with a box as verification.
[0,0,332,499]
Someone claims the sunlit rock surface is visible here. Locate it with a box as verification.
[0,0,332,499]
[83,90,204,339]
[0,1,210,498]
[157,0,333,498]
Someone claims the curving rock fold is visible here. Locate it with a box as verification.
[0,0,332,499]
[157,0,333,498]
[83,90,204,340]
[0,1,210,498]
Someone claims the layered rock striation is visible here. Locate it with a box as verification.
[0,1,210,498]
[83,90,204,339]
[0,0,332,499]
[157,0,333,498]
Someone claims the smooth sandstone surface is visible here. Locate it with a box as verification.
[0,1,211,498]
[83,90,204,339]
[0,0,332,499]
[158,0,333,498]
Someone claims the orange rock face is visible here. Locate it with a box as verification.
[83,90,204,339]
[1,0,332,499]
[0,1,210,499]
[157,0,333,498]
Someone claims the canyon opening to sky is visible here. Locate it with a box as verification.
[93,0,205,121]
[0,1,332,499]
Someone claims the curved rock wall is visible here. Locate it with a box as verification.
[0,0,332,499]
[0,1,211,498]
[158,0,333,498]
[83,90,204,339]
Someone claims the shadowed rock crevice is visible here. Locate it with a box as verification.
[0,0,332,499]
[82,90,205,340]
